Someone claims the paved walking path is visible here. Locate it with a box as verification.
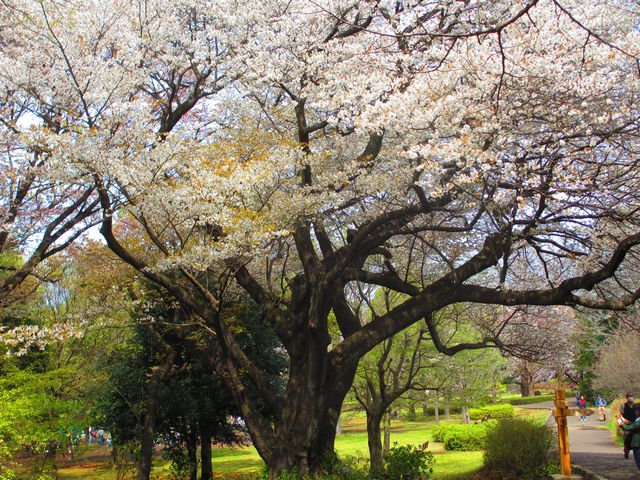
[522,401,640,479]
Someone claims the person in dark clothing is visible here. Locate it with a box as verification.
[619,392,638,459]
[621,404,640,468]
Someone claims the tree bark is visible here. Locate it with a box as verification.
[444,396,451,421]
[201,423,213,480]
[383,411,391,453]
[461,405,470,424]
[366,411,385,475]
[138,374,161,480]
[186,429,198,480]
[520,366,534,397]
[137,326,177,480]
[434,393,440,424]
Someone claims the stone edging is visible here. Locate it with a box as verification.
[572,463,608,480]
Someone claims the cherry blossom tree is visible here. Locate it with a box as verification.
[3,0,640,477]
[493,306,577,395]
[593,330,640,396]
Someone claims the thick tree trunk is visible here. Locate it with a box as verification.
[255,280,361,479]
[366,411,385,475]
[520,363,534,397]
[521,381,532,397]
[422,402,429,418]
[200,423,213,480]
[434,393,440,424]
[266,381,351,478]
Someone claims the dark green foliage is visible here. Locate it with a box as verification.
[483,418,557,479]
[382,444,434,480]
[469,404,514,420]
[94,288,287,477]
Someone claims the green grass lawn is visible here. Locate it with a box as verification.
[50,414,484,479]
[21,404,552,480]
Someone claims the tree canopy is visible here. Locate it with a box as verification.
[2,0,640,477]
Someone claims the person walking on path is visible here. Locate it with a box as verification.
[579,395,588,422]
[620,404,640,469]
[619,392,638,459]
[595,394,608,421]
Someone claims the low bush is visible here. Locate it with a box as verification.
[383,444,434,480]
[432,423,493,451]
[443,425,490,451]
[483,417,557,480]
[469,404,514,420]
[430,424,449,443]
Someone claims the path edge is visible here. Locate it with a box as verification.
[572,463,608,480]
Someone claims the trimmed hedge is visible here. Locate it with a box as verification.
[469,404,515,420]
[431,422,495,451]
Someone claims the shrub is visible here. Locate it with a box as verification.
[383,444,434,480]
[430,424,449,442]
[483,417,557,479]
[443,424,490,451]
[432,423,493,451]
[469,404,514,420]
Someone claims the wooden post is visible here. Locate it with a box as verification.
[553,389,572,476]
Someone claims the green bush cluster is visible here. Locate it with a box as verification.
[483,418,558,480]
[431,422,494,451]
[382,444,434,480]
[469,403,515,420]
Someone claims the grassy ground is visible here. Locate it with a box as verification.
[17,404,550,480]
